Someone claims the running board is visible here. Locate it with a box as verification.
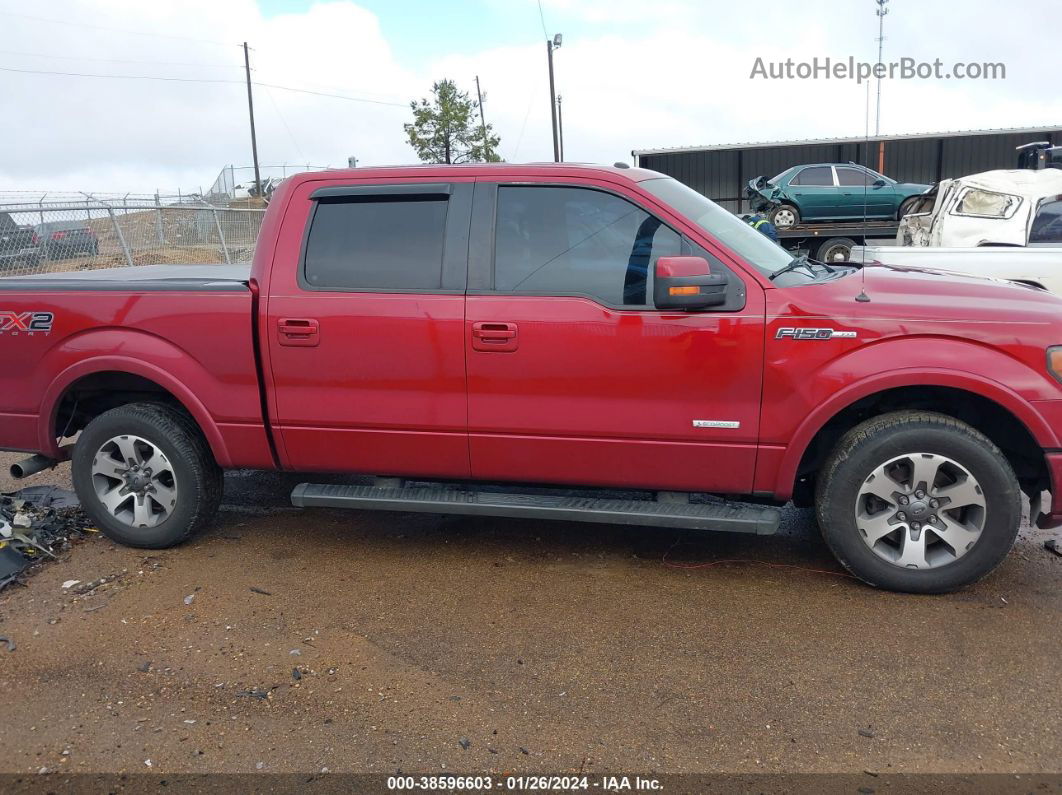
[290,483,780,535]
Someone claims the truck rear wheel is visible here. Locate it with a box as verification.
[815,237,857,263]
[815,411,1020,593]
[71,403,223,548]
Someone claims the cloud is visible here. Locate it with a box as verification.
[0,0,1055,194]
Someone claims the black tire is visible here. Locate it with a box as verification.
[71,402,223,548]
[768,203,800,228]
[897,196,920,219]
[815,411,1021,594]
[815,237,857,264]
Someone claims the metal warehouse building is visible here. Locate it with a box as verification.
[632,126,1062,213]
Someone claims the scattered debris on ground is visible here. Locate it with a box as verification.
[0,486,95,590]
[1046,538,1062,558]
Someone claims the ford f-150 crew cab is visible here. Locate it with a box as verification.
[4,163,1062,594]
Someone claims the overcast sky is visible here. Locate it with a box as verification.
[0,0,1056,194]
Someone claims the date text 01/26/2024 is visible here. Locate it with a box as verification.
[386,775,663,791]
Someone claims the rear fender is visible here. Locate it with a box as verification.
[36,332,232,466]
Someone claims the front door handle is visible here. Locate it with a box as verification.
[472,321,518,352]
[278,318,320,347]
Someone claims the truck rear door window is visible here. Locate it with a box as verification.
[493,185,681,306]
[303,196,448,291]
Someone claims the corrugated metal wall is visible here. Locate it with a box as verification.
[638,129,1061,213]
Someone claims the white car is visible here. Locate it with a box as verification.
[897,168,1062,247]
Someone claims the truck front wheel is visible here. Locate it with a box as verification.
[71,403,223,548]
[815,411,1020,593]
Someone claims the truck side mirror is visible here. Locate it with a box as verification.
[873,178,887,187]
[654,257,728,310]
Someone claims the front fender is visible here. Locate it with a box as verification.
[764,338,1062,499]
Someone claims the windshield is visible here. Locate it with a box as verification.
[641,177,793,275]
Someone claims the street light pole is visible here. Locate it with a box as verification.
[546,33,562,162]
[874,0,889,137]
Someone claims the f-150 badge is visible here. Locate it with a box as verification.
[775,327,857,340]
[0,311,54,335]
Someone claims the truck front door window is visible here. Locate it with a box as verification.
[494,186,681,306]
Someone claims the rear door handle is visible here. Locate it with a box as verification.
[278,318,320,347]
[472,321,518,352]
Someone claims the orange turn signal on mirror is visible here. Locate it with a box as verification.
[668,286,700,296]
[1048,346,1062,384]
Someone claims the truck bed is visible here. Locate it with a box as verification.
[851,244,1062,293]
[0,262,271,468]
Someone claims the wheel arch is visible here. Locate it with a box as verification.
[775,371,1053,504]
[40,358,230,467]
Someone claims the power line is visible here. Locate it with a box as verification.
[250,71,407,104]
[0,10,234,47]
[0,64,408,106]
[262,85,309,164]
[256,81,406,107]
[0,64,244,85]
[0,48,243,69]
[536,0,549,38]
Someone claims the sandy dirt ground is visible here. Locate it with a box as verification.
[0,453,1060,779]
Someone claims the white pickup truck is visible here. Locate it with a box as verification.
[853,168,1062,293]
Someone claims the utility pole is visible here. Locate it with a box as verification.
[242,42,262,199]
[475,75,490,161]
[546,33,562,162]
[874,0,889,137]
[556,95,564,162]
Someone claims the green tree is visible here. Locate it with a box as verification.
[404,79,502,164]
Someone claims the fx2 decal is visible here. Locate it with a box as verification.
[0,311,55,335]
[775,327,858,340]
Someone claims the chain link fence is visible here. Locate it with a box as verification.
[0,196,266,277]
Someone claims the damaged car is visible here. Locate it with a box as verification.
[897,168,1062,247]
[746,164,930,228]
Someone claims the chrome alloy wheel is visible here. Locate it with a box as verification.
[772,208,797,227]
[854,453,986,569]
[91,435,178,529]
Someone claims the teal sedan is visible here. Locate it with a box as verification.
[747,164,930,228]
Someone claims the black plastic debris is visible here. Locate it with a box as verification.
[236,688,270,700]
[0,635,15,652]
[0,544,28,588]
[9,486,80,510]
[1046,539,1062,558]
[0,487,93,591]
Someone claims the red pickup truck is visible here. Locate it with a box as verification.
[3,163,1062,593]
